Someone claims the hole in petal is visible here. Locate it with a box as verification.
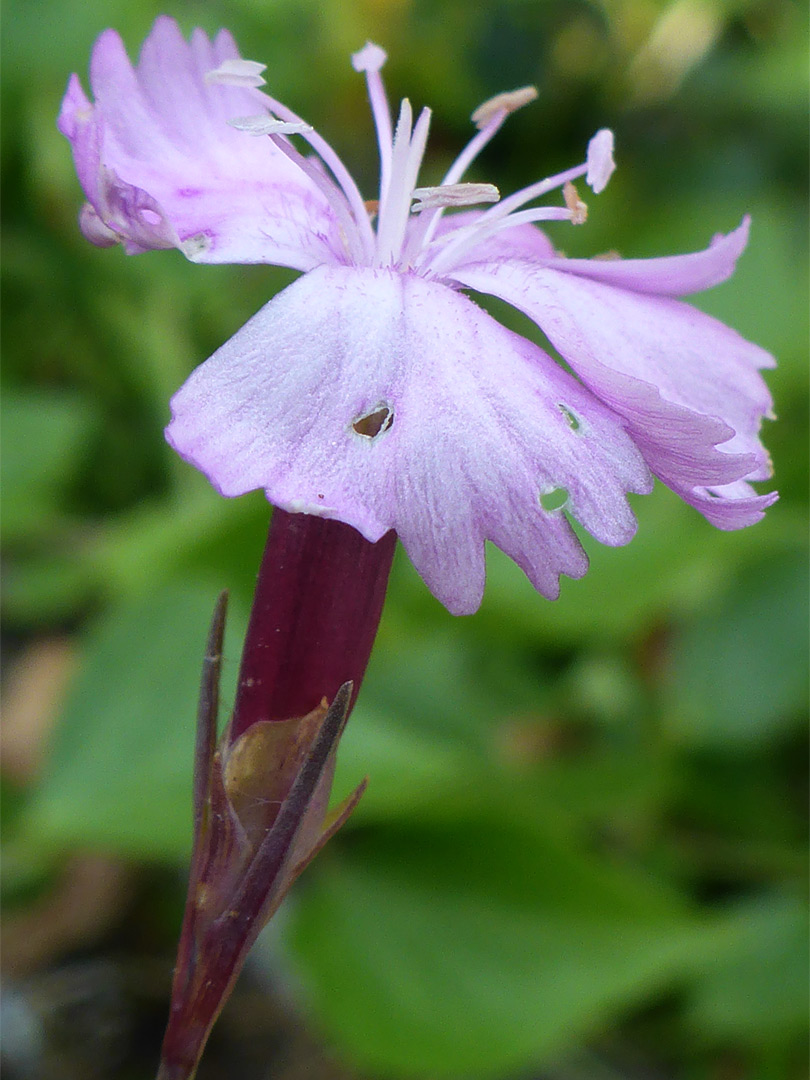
[352,403,394,438]
[558,405,581,431]
[540,487,569,511]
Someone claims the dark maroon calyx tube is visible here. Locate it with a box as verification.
[230,509,397,740]
[158,511,395,1080]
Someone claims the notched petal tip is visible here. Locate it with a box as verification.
[586,128,615,194]
[206,58,267,87]
[351,42,387,73]
[471,86,538,129]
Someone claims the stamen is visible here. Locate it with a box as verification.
[477,162,589,224]
[424,205,573,276]
[443,86,538,190]
[206,59,266,88]
[352,43,393,210]
[255,91,377,260]
[266,133,365,263]
[490,205,580,229]
[461,127,607,232]
[376,98,413,263]
[416,160,588,275]
[586,129,615,193]
[376,101,432,265]
[209,56,372,254]
[229,115,313,136]
[563,181,588,225]
[406,85,537,265]
[411,183,500,212]
[470,86,538,130]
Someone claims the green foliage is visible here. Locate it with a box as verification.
[288,825,708,1078]
[24,585,247,860]
[2,0,807,1076]
[685,892,809,1044]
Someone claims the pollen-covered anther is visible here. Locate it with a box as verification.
[586,128,616,193]
[471,86,538,130]
[351,42,387,73]
[206,58,267,87]
[228,115,313,136]
[563,181,588,225]
[411,182,500,212]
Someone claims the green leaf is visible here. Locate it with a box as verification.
[663,550,809,748]
[0,390,93,541]
[287,822,711,1078]
[23,584,246,861]
[2,551,98,627]
[686,892,809,1043]
[331,703,486,825]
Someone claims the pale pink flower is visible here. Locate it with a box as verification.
[59,17,776,614]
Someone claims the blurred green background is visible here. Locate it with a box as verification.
[2,0,807,1077]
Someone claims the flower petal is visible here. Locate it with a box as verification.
[540,218,752,296]
[167,266,652,614]
[450,218,752,297]
[58,74,103,207]
[58,17,343,269]
[680,480,778,529]
[450,258,775,525]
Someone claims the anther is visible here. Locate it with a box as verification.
[228,115,313,136]
[586,129,616,193]
[351,42,387,73]
[206,59,267,88]
[471,86,538,130]
[563,181,588,225]
[411,182,500,212]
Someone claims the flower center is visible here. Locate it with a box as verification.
[220,46,616,275]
